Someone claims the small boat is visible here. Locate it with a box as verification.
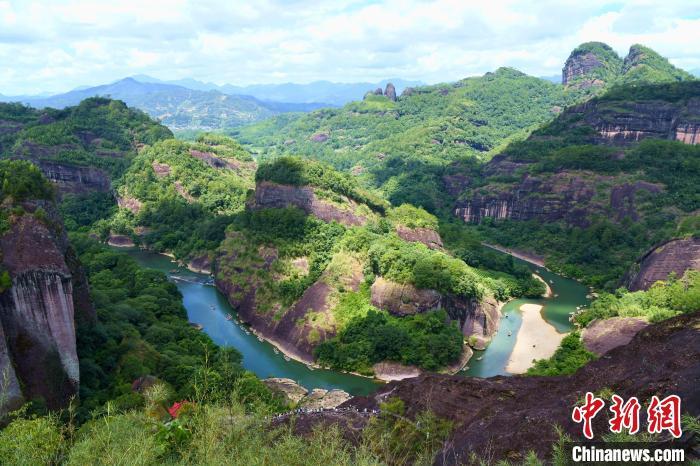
[245,330,250,335]
[226,314,233,321]
[553,294,559,298]
[549,279,554,284]
[273,348,279,354]
[476,356,483,361]
[507,331,512,336]
[257,336,263,342]
[284,355,290,361]
[307,364,315,371]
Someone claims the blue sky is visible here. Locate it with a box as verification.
[1,0,699,95]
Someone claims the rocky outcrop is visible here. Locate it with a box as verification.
[581,317,649,356]
[300,388,352,409]
[0,203,94,412]
[151,161,171,177]
[395,225,443,249]
[188,149,256,174]
[292,311,700,463]
[107,233,135,248]
[370,277,441,316]
[625,238,700,291]
[310,132,329,143]
[454,172,602,227]
[574,97,700,145]
[372,361,421,382]
[263,378,309,404]
[562,52,605,87]
[187,254,212,274]
[453,168,664,227]
[369,277,501,349]
[384,83,396,101]
[251,181,366,227]
[263,378,351,408]
[609,181,662,221]
[116,195,142,214]
[32,160,111,195]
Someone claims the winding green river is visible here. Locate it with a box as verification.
[123,249,590,395]
[464,256,590,377]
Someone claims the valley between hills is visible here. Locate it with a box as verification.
[0,41,698,464]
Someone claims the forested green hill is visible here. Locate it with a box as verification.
[231,68,583,211]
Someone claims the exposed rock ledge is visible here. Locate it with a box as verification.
[581,317,649,356]
[251,181,367,227]
[370,277,501,350]
[262,378,351,408]
[107,233,135,248]
[187,254,212,274]
[395,225,443,250]
[625,237,700,291]
[372,341,474,382]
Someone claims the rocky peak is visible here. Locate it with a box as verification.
[562,41,622,88]
[384,83,396,101]
[621,44,694,83]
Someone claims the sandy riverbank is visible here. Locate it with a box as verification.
[533,274,553,298]
[506,304,567,374]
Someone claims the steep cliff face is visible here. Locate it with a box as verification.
[33,159,111,195]
[251,181,367,227]
[625,238,700,291]
[369,277,500,349]
[561,42,622,88]
[576,97,700,145]
[453,171,661,227]
[0,203,93,412]
[452,85,698,229]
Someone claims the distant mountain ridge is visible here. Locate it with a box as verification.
[130,75,424,106]
[3,78,330,131]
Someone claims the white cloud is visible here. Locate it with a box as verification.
[0,0,698,95]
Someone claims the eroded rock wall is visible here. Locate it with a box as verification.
[369,277,501,348]
[0,205,91,412]
[625,238,700,290]
[251,181,366,227]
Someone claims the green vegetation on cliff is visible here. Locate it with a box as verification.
[71,235,283,420]
[0,159,54,204]
[0,97,172,178]
[233,68,581,211]
[315,308,463,372]
[457,80,700,288]
[621,44,695,84]
[256,157,387,213]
